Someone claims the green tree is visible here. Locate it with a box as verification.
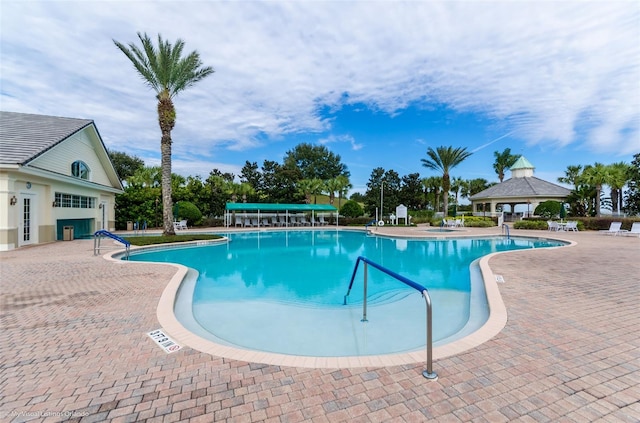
[399,173,424,210]
[284,143,349,181]
[493,148,519,182]
[534,200,562,219]
[340,200,364,218]
[581,162,609,217]
[450,176,465,214]
[107,149,145,182]
[623,153,640,215]
[114,32,214,236]
[421,146,473,216]
[422,176,441,212]
[240,161,262,194]
[335,175,352,209]
[607,162,631,215]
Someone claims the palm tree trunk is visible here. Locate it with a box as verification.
[158,95,176,236]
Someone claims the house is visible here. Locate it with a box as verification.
[469,156,571,221]
[0,111,123,250]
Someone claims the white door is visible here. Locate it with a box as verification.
[19,194,38,246]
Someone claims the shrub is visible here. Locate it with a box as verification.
[174,201,203,226]
[534,201,562,219]
[340,200,364,218]
[514,220,548,230]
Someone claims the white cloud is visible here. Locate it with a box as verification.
[1,0,638,170]
[319,134,363,151]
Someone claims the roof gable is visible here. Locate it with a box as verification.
[0,111,123,191]
[470,177,571,200]
[0,111,93,164]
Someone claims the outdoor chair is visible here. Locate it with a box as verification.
[565,221,578,232]
[622,222,640,237]
[547,221,559,231]
[600,222,625,236]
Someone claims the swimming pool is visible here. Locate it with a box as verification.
[129,230,565,358]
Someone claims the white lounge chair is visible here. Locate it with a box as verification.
[262,218,271,227]
[173,219,187,230]
[243,218,252,227]
[319,216,328,226]
[622,222,640,237]
[600,222,625,236]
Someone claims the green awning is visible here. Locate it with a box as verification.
[225,203,337,212]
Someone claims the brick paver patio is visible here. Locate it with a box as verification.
[1,227,638,422]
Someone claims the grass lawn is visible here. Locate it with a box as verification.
[124,234,223,246]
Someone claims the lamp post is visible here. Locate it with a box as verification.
[380,181,384,222]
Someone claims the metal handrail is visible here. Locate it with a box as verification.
[94,230,131,259]
[343,255,438,380]
[502,223,510,240]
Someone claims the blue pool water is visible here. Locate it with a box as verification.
[129,231,564,357]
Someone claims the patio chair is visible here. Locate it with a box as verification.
[279,216,288,227]
[271,216,280,227]
[547,221,559,231]
[251,218,259,227]
[243,218,252,227]
[600,221,625,236]
[565,221,578,232]
[262,218,271,227]
[299,217,311,226]
[235,217,243,227]
[174,220,188,230]
[319,216,328,226]
[622,222,640,237]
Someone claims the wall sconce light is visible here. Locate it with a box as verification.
[52,201,58,207]
[99,203,103,209]
[10,195,18,206]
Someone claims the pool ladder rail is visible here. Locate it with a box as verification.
[343,255,438,381]
[93,230,131,259]
[502,223,510,240]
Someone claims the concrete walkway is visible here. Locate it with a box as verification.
[1,227,638,422]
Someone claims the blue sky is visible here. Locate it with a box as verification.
[1,1,639,197]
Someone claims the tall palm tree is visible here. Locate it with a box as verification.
[335,175,352,209]
[607,162,630,215]
[581,163,609,217]
[114,32,214,236]
[450,176,465,214]
[421,146,473,216]
[493,148,518,182]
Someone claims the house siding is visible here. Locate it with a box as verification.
[28,128,113,186]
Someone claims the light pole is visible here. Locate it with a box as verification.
[380,181,384,222]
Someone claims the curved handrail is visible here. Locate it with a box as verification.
[502,223,510,240]
[343,255,438,380]
[94,230,131,259]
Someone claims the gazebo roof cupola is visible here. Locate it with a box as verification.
[510,156,535,178]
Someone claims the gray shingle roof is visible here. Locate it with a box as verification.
[469,176,571,200]
[0,111,93,164]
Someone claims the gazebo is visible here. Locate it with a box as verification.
[469,157,571,221]
[224,203,338,228]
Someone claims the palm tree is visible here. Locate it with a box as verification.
[114,32,214,236]
[607,162,630,215]
[558,165,583,189]
[450,176,465,214]
[422,176,442,212]
[581,163,609,217]
[421,146,473,216]
[324,178,343,205]
[335,175,352,209]
[493,148,518,182]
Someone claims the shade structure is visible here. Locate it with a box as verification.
[224,203,338,228]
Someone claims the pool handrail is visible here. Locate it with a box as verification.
[502,223,510,240]
[94,230,131,259]
[343,255,438,381]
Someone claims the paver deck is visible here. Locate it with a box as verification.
[1,226,638,422]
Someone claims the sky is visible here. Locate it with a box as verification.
[2,1,639,198]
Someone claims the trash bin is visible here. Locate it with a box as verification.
[126,221,133,231]
[63,226,74,241]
